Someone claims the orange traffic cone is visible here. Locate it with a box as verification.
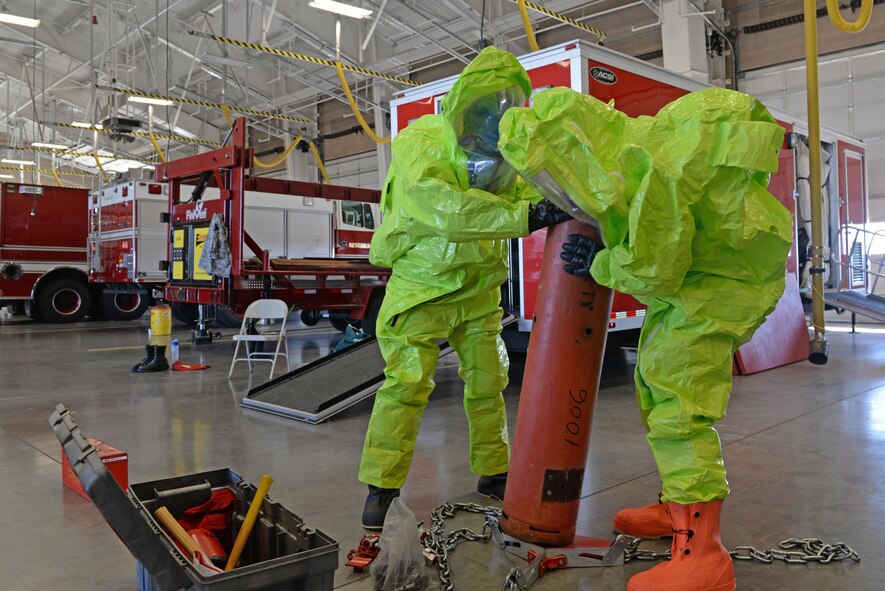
[614,494,672,539]
[628,500,735,591]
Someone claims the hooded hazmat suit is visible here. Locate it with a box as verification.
[358,47,541,489]
[498,87,792,504]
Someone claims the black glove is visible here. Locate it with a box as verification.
[528,199,571,232]
[560,234,600,277]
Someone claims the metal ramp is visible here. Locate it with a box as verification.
[824,290,885,323]
[241,316,517,424]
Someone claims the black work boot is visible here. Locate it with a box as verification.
[361,485,400,530]
[477,472,508,501]
[131,345,155,372]
[136,345,170,372]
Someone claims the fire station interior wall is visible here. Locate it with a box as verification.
[740,42,885,223]
[325,152,380,190]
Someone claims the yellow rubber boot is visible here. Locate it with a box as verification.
[628,500,735,591]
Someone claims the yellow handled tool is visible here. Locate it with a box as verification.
[225,474,274,571]
[154,506,200,558]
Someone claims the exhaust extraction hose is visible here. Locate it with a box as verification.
[805,0,874,364]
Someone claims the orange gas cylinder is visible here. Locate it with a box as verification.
[501,220,613,546]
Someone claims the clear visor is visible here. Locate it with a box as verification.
[465,149,519,194]
[457,86,526,155]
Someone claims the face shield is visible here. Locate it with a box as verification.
[455,86,526,193]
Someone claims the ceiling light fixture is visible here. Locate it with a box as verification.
[71,121,103,129]
[0,13,41,28]
[308,0,372,19]
[32,142,68,150]
[2,158,35,165]
[128,96,174,106]
[200,53,252,68]
[0,174,14,179]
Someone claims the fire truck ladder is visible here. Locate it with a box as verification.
[241,315,516,424]
[823,224,885,326]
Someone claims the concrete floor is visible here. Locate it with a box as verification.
[0,313,883,590]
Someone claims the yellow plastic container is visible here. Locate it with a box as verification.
[150,305,172,337]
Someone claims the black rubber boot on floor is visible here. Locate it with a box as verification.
[477,472,508,501]
[131,345,155,372]
[361,485,401,530]
[136,345,169,373]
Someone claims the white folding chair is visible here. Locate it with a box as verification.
[228,299,291,379]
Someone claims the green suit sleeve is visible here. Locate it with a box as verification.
[499,86,788,299]
[389,117,531,243]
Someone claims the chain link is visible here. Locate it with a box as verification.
[624,536,861,565]
[419,502,860,591]
[420,502,503,591]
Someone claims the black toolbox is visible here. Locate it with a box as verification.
[50,404,338,591]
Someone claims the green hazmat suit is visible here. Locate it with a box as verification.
[499,86,793,503]
[358,47,540,489]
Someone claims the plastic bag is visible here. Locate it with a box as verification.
[371,498,429,591]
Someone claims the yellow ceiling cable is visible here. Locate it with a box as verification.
[187,29,419,86]
[510,0,606,42]
[825,0,872,32]
[253,134,304,169]
[517,0,540,51]
[308,140,331,184]
[335,61,390,144]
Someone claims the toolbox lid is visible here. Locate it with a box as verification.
[49,404,192,591]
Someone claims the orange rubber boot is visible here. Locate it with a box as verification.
[613,495,672,538]
[627,500,735,591]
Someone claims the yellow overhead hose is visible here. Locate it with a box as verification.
[308,140,331,184]
[148,133,167,164]
[51,170,65,187]
[825,0,873,32]
[253,134,304,169]
[517,0,540,51]
[221,104,234,128]
[335,61,390,144]
[804,0,875,364]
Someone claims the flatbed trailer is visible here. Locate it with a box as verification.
[156,118,390,341]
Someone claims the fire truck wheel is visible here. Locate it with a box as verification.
[171,302,199,327]
[102,291,150,321]
[300,310,320,326]
[330,317,361,333]
[37,277,92,323]
[215,306,244,328]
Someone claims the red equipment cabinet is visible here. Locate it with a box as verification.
[390,39,869,340]
[156,118,390,341]
[0,182,92,322]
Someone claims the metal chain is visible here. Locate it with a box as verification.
[420,502,503,591]
[624,536,861,565]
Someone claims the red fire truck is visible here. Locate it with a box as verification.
[88,175,381,326]
[0,182,92,322]
[1,169,381,324]
[390,40,869,339]
[157,118,389,342]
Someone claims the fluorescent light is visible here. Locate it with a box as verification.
[71,121,103,129]
[2,158,35,165]
[32,142,68,150]
[200,53,252,68]
[128,96,174,106]
[308,0,372,19]
[0,13,41,28]
[0,174,14,178]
